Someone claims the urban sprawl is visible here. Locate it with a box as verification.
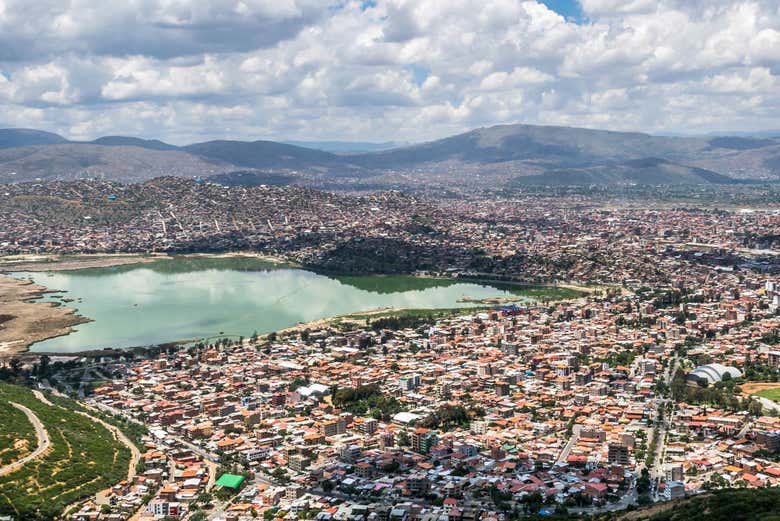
[4,179,780,521]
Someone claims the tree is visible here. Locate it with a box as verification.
[9,358,22,375]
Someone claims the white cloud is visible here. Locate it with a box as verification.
[0,0,779,143]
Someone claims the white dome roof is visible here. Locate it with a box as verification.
[688,363,742,384]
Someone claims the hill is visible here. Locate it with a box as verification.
[0,144,231,183]
[89,135,178,151]
[603,488,780,521]
[0,129,68,148]
[509,158,736,185]
[183,140,345,169]
[1,123,780,187]
[351,124,708,167]
[0,383,132,520]
[283,140,405,153]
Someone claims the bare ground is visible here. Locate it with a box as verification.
[0,275,90,357]
[740,382,780,395]
[0,253,168,273]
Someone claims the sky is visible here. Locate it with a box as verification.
[0,0,779,144]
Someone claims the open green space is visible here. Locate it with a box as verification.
[0,401,36,467]
[755,387,780,401]
[0,383,130,521]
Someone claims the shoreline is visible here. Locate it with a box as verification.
[0,252,592,357]
[0,275,91,357]
[0,251,294,273]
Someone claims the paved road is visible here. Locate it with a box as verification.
[0,402,51,477]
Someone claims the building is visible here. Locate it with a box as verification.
[411,429,438,455]
[665,464,684,482]
[607,443,630,466]
[215,473,245,491]
[665,481,685,499]
[687,363,743,386]
[321,419,347,437]
[754,431,780,453]
[361,418,378,435]
[147,500,183,518]
[399,374,421,391]
[289,454,312,473]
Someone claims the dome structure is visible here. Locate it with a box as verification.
[687,363,742,385]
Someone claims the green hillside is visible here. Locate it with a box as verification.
[0,383,130,521]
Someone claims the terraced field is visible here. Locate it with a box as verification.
[0,383,130,520]
[0,400,36,467]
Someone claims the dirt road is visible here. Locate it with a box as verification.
[0,402,51,477]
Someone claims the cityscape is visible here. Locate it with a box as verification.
[2,1,780,521]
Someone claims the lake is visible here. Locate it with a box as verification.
[13,256,566,353]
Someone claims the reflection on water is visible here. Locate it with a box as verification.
[15,257,534,353]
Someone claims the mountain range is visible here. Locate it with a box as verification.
[1,124,780,188]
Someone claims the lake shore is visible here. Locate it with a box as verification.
[0,251,293,273]
[0,252,591,357]
[0,253,167,273]
[0,275,91,357]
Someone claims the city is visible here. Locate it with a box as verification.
[3,0,780,520]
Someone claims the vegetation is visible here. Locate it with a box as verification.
[418,404,484,430]
[331,384,402,420]
[669,369,762,415]
[0,400,36,467]
[614,487,780,521]
[755,386,780,401]
[0,383,130,521]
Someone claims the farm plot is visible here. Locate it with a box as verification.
[0,383,130,520]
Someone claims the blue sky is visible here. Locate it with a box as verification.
[539,0,584,23]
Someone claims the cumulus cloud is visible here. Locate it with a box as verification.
[0,0,778,143]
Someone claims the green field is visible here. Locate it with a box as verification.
[0,383,130,521]
[755,387,780,401]
[0,401,36,467]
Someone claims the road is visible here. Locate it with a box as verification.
[30,387,143,517]
[555,424,581,466]
[647,355,679,499]
[33,389,140,480]
[0,402,51,477]
[89,400,218,490]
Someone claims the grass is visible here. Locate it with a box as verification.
[755,387,780,401]
[0,400,36,467]
[0,383,130,520]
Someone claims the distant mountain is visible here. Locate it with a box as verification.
[349,124,712,168]
[510,157,737,186]
[705,129,780,139]
[0,144,231,183]
[2,123,780,187]
[283,140,407,153]
[0,129,68,148]
[183,140,344,169]
[89,136,178,151]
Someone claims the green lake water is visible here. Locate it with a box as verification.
[12,257,567,353]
